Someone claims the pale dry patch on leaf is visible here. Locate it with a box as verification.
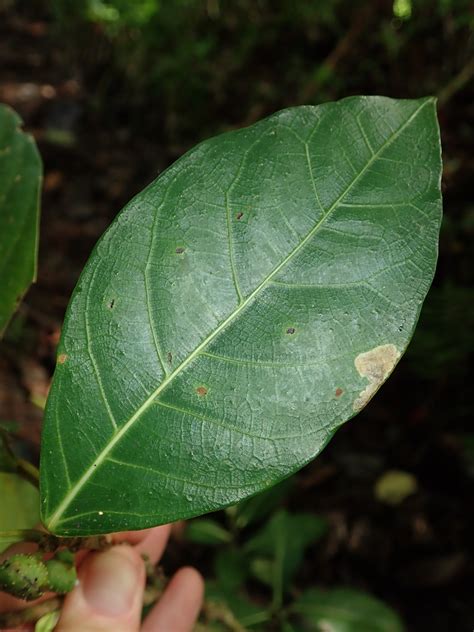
[353,344,400,411]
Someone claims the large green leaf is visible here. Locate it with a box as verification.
[0,104,42,336]
[40,96,442,535]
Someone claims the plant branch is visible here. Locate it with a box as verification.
[438,57,474,107]
[298,3,373,103]
[0,528,46,544]
[0,428,39,488]
[0,529,113,554]
[16,457,40,487]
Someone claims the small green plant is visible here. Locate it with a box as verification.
[185,486,404,630]
[0,95,442,629]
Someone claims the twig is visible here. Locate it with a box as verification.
[0,529,46,545]
[0,429,40,488]
[438,57,474,107]
[16,457,40,487]
[0,529,113,553]
[298,3,373,103]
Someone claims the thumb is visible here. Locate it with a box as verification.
[56,545,145,632]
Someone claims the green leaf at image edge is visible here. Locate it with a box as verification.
[0,104,42,336]
[40,96,442,535]
[0,472,40,552]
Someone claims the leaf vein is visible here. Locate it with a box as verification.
[154,399,266,439]
[84,261,118,432]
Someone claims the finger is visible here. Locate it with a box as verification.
[0,590,55,616]
[111,524,171,565]
[111,528,156,546]
[134,524,171,565]
[0,541,38,563]
[142,567,204,632]
[56,544,145,632]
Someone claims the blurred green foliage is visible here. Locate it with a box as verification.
[186,497,403,630]
[48,0,473,142]
[291,587,404,631]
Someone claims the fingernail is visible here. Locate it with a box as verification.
[82,546,140,617]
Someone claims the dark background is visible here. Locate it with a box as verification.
[0,1,472,629]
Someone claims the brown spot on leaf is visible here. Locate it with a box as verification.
[353,344,400,411]
[167,352,173,364]
[175,247,185,254]
[196,386,208,397]
[108,299,115,309]
[286,327,296,335]
[236,212,244,220]
[335,388,343,397]
[57,354,68,365]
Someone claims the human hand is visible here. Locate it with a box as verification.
[0,525,204,631]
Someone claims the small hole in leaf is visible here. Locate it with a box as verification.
[236,212,244,220]
[175,247,185,254]
[196,386,208,397]
[286,327,296,335]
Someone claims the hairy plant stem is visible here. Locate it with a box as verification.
[0,528,113,553]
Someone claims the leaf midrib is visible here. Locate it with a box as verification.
[45,99,430,531]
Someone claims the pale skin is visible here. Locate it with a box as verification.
[0,525,204,631]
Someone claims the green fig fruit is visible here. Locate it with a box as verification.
[0,554,48,600]
[45,557,77,594]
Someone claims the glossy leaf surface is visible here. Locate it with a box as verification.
[40,96,442,535]
[0,104,42,336]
